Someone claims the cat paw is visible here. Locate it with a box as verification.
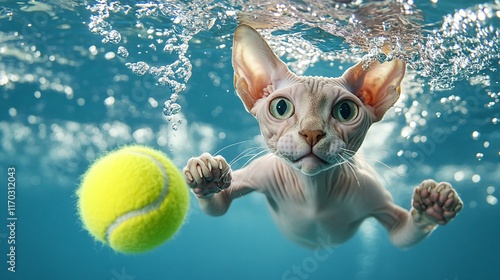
[183,153,232,199]
[411,179,463,226]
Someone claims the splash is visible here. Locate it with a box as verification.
[416,3,500,91]
[238,0,500,90]
[87,0,500,119]
[87,0,236,118]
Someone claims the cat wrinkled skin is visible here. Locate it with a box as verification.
[183,24,463,249]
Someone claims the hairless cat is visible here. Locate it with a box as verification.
[183,24,463,249]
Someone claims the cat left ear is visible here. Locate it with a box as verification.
[232,24,295,114]
[343,59,406,122]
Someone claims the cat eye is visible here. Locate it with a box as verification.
[332,100,359,123]
[269,97,294,120]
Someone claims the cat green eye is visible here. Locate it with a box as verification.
[270,97,294,120]
[332,100,358,123]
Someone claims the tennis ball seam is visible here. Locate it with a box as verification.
[104,151,170,244]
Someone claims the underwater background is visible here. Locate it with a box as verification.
[0,0,499,279]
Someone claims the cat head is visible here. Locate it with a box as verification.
[232,24,406,176]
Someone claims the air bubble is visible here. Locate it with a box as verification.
[163,101,182,118]
[472,131,480,140]
[104,52,115,60]
[8,108,17,117]
[472,174,481,183]
[117,46,129,58]
[126,61,150,76]
[487,186,495,194]
[486,195,498,205]
[376,53,387,63]
[454,171,465,181]
[225,10,236,16]
[476,152,484,161]
[170,93,178,102]
[104,30,122,44]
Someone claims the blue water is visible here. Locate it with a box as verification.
[1,0,499,279]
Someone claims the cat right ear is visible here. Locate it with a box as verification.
[342,58,406,122]
[232,24,295,114]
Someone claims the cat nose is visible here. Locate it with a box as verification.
[299,130,325,147]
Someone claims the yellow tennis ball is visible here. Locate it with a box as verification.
[77,145,189,254]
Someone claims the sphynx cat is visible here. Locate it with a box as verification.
[183,24,463,249]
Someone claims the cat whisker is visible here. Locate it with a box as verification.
[213,140,255,156]
[340,148,401,190]
[228,146,266,167]
[241,149,271,169]
[215,147,267,193]
[228,152,273,197]
[340,147,402,179]
[211,141,266,191]
[338,147,356,158]
[329,157,344,197]
[338,153,361,188]
[339,149,358,168]
[241,152,273,178]
[211,146,266,193]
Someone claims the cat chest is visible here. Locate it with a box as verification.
[270,198,359,224]
[266,195,363,245]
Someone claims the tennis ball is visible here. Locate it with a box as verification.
[77,145,189,254]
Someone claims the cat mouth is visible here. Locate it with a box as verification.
[295,153,329,165]
[289,152,334,175]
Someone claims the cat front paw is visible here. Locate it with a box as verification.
[411,180,463,227]
[183,153,232,199]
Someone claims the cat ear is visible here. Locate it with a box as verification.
[343,59,406,122]
[232,24,294,113]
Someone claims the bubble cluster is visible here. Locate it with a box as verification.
[476,152,484,161]
[87,0,236,119]
[86,0,500,123]
[162,100,182,118]
[117,46,129,58]
[416,4,500,91]
[231,1,500,93]
[125,61,149,76]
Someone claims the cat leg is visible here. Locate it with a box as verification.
[184,153,232,198]
[183,153,258,216]
[183,153,233,216]
[411,179,463,227]
[375,179,463,248]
